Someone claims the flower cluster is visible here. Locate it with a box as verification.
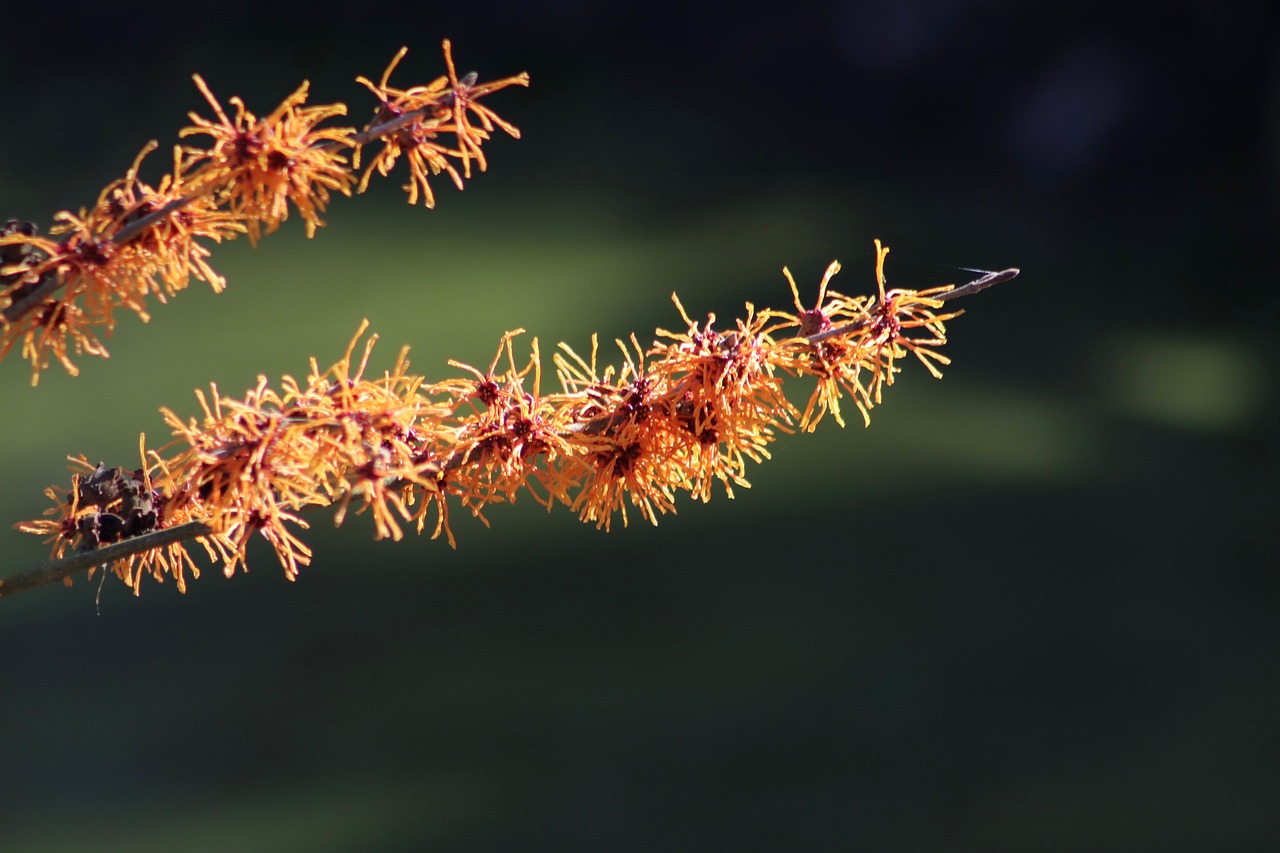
[17,241,969,595]
[0,42,528,384]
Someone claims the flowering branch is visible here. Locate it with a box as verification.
[3,246,1017,601]
[0,41,528,384]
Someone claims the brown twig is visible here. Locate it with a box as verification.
[0,521,212,600]
[0,272,59,326]
[935,268,1020,302]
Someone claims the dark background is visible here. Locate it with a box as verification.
[2,1,1277,850]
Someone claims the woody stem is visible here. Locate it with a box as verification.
[0,521,212,600]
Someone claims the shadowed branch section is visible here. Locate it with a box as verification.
[0,522,212,598]
[2,246,1017,600]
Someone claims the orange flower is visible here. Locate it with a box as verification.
[565,429,682,530]
[2,292,109,383]
[762,260,883,429]
[438,39,530,178]
[353,42,529,206]
[439,331,575,513]
[108,143,245,298]
[861,239,961,382]
[179,76,354,242]
[648,296,795,497]
[353,46,460,207]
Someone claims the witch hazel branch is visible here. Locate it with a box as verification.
[0,44,1018,602]
[0,41,528,385]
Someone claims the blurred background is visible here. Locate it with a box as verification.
[1,1,1276,850]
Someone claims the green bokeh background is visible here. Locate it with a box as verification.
[2,2,1276,850]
